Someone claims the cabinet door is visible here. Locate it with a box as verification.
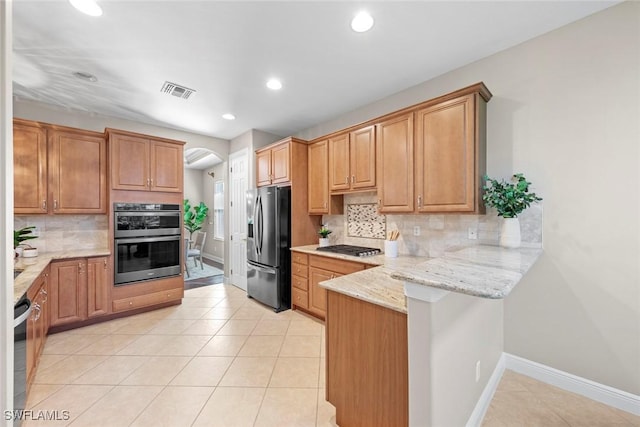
[328,133,350,192]
[26,274,46,384]
[350,126,376,190]
[48,128,107,213]
[256,149,272,187]
[271,143,291,184]
[308,140,329,214]
[415,95,476,212]
[87,257,110,318]
[150,140,183,192]
[308,267,337,318]
[110,133,150,190]
[49,260,87,327]
[14,120,48,214]
[376,113,414,213]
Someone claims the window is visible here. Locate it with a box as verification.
[213,180,224,240]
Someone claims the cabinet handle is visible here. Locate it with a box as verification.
[324,201,327,209]
[104,259,107,269]
[352,175,355,184]
[346,176,349,184]
[417,195,422,208]
[53,199,58,210]
[378,199,381,208]
[150,178,153,187]
[42,200,47,211]
[33,303,41,321]
[40,288,48,303]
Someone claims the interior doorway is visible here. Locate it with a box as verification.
[228,149,248,290]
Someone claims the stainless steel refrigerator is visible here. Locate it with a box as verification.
[246,186,291,312]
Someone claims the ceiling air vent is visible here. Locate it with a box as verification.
[160,81,196,99]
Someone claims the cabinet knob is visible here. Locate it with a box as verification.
[129,301,133,306]
[417,195,423,208]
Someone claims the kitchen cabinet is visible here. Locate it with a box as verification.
[326,289,408,427]
[376,113,415,213]
[49,256,110,327]
[13,119,107,214]
[108,129,184,193]
[26,267,49,385]
[308,140,329,214]
[415,93,487,213]
[255,140,291,187]
[290,251,365,320]
[329,126,376,193]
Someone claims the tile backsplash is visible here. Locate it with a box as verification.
[14,215,109,253]
[347,203,386,239]
[322,193,542,257]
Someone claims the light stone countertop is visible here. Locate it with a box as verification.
[391,245,542,299]
[13,248,111,304]
[291,244,542,311]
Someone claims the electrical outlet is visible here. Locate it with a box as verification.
[413,226,421,236]
[475,361,481,382]
[467,227,477,240]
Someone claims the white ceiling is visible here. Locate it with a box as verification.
[13,1,618,142]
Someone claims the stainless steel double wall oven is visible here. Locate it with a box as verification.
[114,203,182,285]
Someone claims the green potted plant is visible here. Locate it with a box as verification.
[183,199,209,240]
[14,226,38,257]
[318,224,332,247]
[482,173,542,248]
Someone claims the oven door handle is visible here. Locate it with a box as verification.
[14,299,32,328]
[116,235,180,244]
[115,211,180,217]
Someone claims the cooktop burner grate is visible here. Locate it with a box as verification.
[315,244,381,257]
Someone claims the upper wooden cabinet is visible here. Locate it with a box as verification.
[328,126,376,193]
[13,119,107,214]
[376,113,415,213]
[256,140,293,187]
[308,140,330,214]
[415,92,488,213]
[108,129,184,193]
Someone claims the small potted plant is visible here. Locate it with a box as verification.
[318,224,332,247]
[14,226,38,258]
[482,173,542,248]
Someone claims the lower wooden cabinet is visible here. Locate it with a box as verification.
[326,290,408,427]
[26,267,49,385]
[290,250,366,320]
[49,256,110,327]
[112,288,182,313]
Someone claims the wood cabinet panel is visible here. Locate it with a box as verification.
[13,120,47,214]
[376,113,414,213]
[308,140,330,214]
[49,260,87,327]
[48,128,107,213]
[256,149,272,187]
[112,288,182,312]
[292,276,308,291]
[87,257,110,318]
[415,95,476,212]
[26,268,48,385]
[150,141,183,192]
[328,134,350,192]
[291,252,308,265]
[110,132,150,191]
[291,287,309,309]
[309,255,366,276]
[350,125,376,190]
[271,143,291,184]
[326,290,408,427]
[308,267,333,318]
[292,262,308,278]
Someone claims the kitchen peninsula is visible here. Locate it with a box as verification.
[298,243,542,427]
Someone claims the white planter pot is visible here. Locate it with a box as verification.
[318,238,330,247]
[500,217,521,248]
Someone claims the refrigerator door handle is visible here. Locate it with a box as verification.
[254,194,260,257]
[257,194,264,255]
[248,262,274,274]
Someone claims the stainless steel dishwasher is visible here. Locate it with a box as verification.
[14,294,32,426]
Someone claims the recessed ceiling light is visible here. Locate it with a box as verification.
[351,11,374,32]
[69,0,103,17]
[266,78,283,90]
[72,71,98,82]
[222,113,236,120]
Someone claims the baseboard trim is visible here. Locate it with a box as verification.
[202,252,223,264]
[467,353,506,427]
[505,353,640,416]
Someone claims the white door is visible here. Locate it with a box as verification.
[229,149,248,291]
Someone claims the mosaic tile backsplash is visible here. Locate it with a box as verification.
[322,193,543,257]
[347,204,386,239]
[14,215,109,253]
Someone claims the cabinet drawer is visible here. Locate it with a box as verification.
[292,252,308,265]
[309,255,366,276]
[292,275,308,291]
[292,287,309,309]
[292,262,308,278]
[112,288,182,312]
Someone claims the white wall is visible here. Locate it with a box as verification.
[183,168,204,210]
[201,161,227,262]
[1,0,13,420]
[297,2,640,395]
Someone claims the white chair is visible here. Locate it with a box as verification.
[187,231,207,269]
[184,237,191,278]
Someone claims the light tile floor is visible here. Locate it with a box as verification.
[23,284,639,426]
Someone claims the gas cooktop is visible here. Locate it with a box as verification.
[315,244,381,257]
